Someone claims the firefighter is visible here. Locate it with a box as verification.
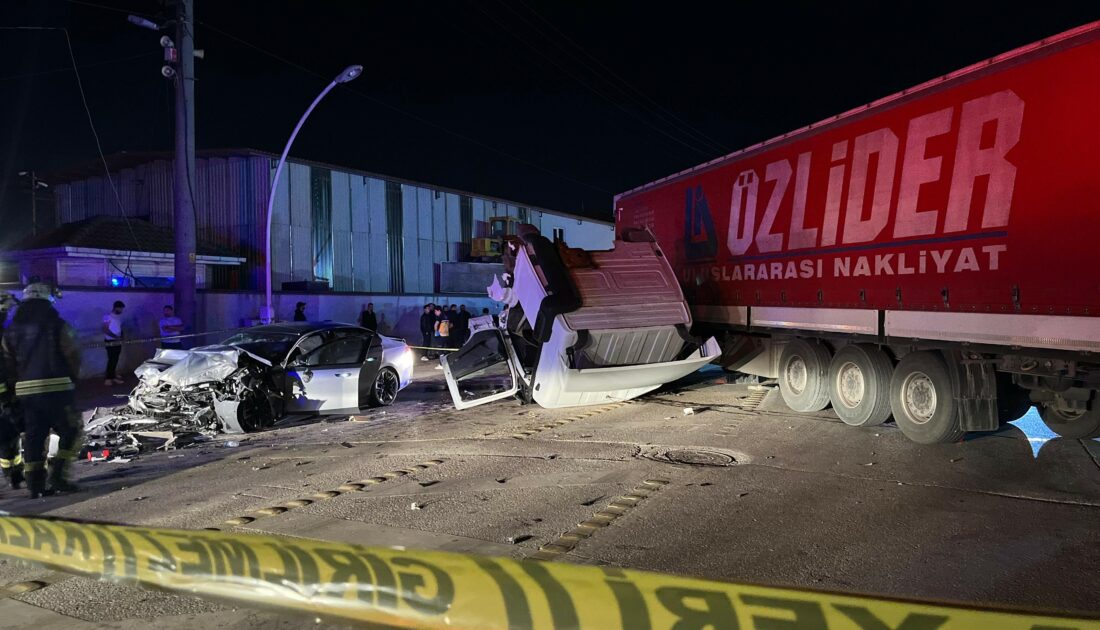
[1,283,82,498]
[0,291,23,491]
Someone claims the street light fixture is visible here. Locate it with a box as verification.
[127,15,162,31]
[261,65,363,324]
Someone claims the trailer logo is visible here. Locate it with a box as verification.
[684,186,718,260]
[722,90,1023,259]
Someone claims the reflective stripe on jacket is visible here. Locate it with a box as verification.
[15,376,74,396]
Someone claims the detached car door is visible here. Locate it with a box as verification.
[440,329,522,410]
[286,333,369,414]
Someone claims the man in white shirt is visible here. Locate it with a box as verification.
[101,301,125,386]
[159,305,184,349]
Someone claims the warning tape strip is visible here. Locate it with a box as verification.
[407,344,460,352]
[85,332,458,353]
[0,516,1094,628]
[82,327,247,350]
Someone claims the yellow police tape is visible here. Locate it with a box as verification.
[0,517,1095,629]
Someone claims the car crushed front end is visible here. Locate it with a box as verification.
[85,323,413,455]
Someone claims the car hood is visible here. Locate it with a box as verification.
[136,344,272,389]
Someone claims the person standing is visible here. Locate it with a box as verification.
[433,305,452,362]
[483,307,499,327]
[159,305,184,349]
[456,304,471,346]
[0,292,22,491]
[102,300,125,385]
[2,283,82,498]
[359,302,378,331]
[419,304,436,361]
[293,302,307,322]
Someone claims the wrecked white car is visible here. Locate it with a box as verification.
[441,226,719,409]
[88,323,414,448]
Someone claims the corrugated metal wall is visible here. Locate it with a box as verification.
[51,153,613,293]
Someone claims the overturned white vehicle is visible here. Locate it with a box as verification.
[88,323,414,448]
[441,226,720,409]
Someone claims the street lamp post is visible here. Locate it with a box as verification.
[261,64,362,324]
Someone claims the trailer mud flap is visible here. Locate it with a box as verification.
[948,351,999,431]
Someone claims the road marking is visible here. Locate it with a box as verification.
[511,403,628,439]
[528,478,669,561]
[215,458,447,530]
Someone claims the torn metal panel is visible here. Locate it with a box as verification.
[443,226,720,410]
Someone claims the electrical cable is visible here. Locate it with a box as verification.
[1,26,146,286]
[58,0,613,199]
[470,3,713,160]
[509,0,728,154]
[192,18,611,196]
[0,50,159,83]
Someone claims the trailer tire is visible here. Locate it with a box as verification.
[889,351,963,444]
[1039,396,1100,439]
[778,339,832,413]
[828,344,893,427]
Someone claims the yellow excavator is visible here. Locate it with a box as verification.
[470,216,519,261]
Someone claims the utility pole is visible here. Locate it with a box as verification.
[172,0,197,335]
[18,171,49,236]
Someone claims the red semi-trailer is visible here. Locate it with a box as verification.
[614,22,1100,443]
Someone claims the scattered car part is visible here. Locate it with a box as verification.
[442,226,719,409]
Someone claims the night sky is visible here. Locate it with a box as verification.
[2,1,1098,247]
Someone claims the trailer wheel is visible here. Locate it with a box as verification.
[889,351,963,444]
[828,344,893,427]
[778,339,832,412]
[1039,396,1100,439]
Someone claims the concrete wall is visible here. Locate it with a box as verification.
[33,289,500,380]
[439,262,505,294]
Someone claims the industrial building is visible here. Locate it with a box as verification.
[9,149,614,293]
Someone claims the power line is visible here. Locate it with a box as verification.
[0,50,158,82]
[471,3,714,160]
[53,1,615,199]
[2,26,145,284]
[511,0,728,154]
[64,0,156,19]
[193,19,612,196]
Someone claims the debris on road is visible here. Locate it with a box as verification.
[410,502,423,510]
[441,226,720,411]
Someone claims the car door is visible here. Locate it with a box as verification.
[286,333,368,414]
[440,329,522,410]
[357,332,384,409]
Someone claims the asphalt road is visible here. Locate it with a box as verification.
[0,362,1097,628]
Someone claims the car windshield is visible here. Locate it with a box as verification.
[221,331,300,362]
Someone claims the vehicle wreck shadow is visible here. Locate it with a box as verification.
[0,442,239,516]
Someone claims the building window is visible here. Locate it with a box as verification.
[385,181,404,293]
[310,167,333,285]
[552,228,565,243]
